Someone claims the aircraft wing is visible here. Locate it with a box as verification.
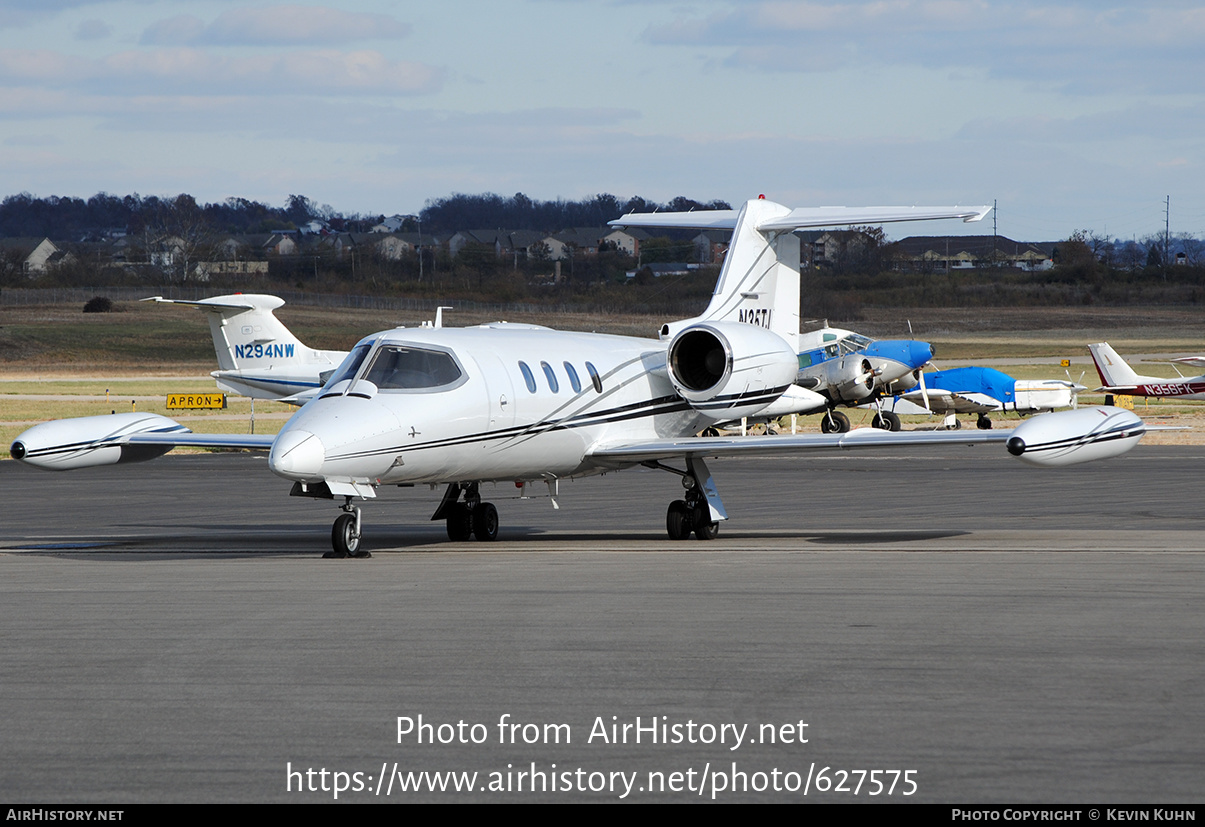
[127,432,277,450]
[899,388,998,415]
[1171,356,1205,369]
[609,204,991,232]
[589,427,1007,463]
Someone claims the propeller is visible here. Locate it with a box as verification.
[1064,369,1086,409]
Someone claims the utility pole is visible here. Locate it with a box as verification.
[1164,195,1171,282]
[992,198,998,267]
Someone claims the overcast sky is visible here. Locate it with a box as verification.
[1,0,1202,240]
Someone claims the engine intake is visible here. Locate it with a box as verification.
[666,322,798,419]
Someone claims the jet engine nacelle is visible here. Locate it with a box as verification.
[10,413,187,471]
[666,322,798,420]
[1006,407,1144,467]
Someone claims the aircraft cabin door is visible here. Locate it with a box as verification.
[473,351,516,432]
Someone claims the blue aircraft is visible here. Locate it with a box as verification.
[884,366,1085,429]
[795,326,935,432]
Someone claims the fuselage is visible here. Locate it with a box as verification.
[1102,380,1205,402]
[267,324,713,488]
[795,327,934,404]
[921,367,1080,414]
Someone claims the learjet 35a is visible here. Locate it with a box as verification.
[11,197,1149,557]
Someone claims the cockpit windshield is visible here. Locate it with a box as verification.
[362,344,464,391]
[322,341,374,390]
[839,333,874,354]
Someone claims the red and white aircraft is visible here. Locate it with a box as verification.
[1089,342,1205,402]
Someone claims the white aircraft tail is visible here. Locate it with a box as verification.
[143,294,313,371]
[610,198,991,351]
[1088,342,1147,388]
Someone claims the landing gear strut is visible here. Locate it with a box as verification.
[650,457,725,541]
[432,482,500,542]
[820,409,851,434]
[872,410,901,431]
[327,498,370,558]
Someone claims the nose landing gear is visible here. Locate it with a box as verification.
[328,498,371,558]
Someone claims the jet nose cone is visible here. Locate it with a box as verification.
[10,440,26,460]
[1006,436,1026,456]
[269,429,326,481]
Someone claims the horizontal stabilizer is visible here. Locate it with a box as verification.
[610,204,992,232]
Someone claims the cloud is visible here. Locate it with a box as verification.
[642,1,1205,95]
[0,47,445,96]
[74,18,113,41]
[956,102,1205,143]
[140,5,410,46]
[140,16,208,46]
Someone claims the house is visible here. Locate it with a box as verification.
[892,236,1053,272]
[603,227,650,258]
[14,238,64,276]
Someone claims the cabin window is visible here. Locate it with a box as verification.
[519,361,537,393]
[585,362,603,393]
[563,362,581,393]
[541,361,559,393]
[363,345,463,390]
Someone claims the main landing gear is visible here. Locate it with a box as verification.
[328,498,371,558]
[820,409,850,434]
[872,410,902,431]
[647,456,726,541]
[432,482,500,542]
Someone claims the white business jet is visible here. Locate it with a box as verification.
[143,294,347,403]
[11,198,1148,557]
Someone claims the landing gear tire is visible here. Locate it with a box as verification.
[976,415,993,430]
[473,502,499,541]
[446,504,472,541]
[821,410,850,434]
[700,427,720,437]
[666,500,691,540]
[872,411,901,431]
[330,512,368,558]
[693,504,719,540]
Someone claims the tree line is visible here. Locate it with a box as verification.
[0,191,732,240]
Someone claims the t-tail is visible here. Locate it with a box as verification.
[143,294,346,401]
[610,197,992,352]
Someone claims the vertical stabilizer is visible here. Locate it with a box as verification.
[1088,342,1145,387]
[144,294,308,371]
[699,199,800,350]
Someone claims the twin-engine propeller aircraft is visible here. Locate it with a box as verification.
[795,325,935,433]
[143,294,347,404]
[11,198,1148,557]
[1090,342,1205,402]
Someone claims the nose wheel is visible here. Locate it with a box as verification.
[327,501,371,558]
